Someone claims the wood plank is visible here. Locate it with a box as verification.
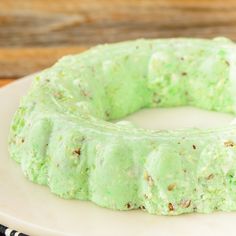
[1,0,236,47]
[0,47,86,78]
[1,0,236,80]
[0,78,14,87]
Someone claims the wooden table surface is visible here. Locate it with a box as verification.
[1,0,236,87]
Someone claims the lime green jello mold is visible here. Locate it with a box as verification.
[8,38,236,215]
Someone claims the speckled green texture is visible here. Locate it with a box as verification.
[8,38,236,215]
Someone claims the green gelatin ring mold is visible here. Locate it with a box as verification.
[8,38,236,215]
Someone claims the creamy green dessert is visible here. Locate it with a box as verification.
[8,38,236,215]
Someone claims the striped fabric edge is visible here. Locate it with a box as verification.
[0,224,28,236]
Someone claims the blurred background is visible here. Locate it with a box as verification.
[1,0,236,87]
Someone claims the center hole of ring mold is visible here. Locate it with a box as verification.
[115,106,235,130]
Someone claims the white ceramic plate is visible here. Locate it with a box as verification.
[1,75,236,236]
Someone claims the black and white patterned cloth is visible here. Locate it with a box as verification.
[0,224,28,236]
